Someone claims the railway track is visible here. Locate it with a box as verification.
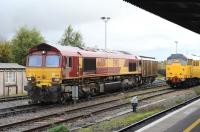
[0,104,56,119]
[0,95,28,103]
[0,87,174,132]
[117,94,200,132]
[0,81,167,119]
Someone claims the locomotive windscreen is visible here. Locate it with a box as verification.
[167,54,187,60]
[167,54,187,65]
[28,55,42,67]
[45,55,60,67]
[83,58,96,72]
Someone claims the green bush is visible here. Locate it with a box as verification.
[48,124,69,132]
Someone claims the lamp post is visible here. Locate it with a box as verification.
[174,41,178,54]
[101,17,110,49]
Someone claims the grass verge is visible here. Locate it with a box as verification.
[175,98,183,104]
[79,108,162,132]
[193,86,200,95]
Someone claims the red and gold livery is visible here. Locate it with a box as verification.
[25,43,157,103]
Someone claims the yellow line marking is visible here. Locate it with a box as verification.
[184,118,200,132]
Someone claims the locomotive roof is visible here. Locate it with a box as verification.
[167,53,200,61]
[185,54,200,61]
[167,54,187,60]
[30,43,137,60]
[138,56,156,61]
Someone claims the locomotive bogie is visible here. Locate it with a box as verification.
[25,84,61,103]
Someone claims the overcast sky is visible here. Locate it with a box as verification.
[1,0,200,60]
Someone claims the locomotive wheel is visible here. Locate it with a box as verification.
[170,84,175,88]
[59,93,67,104]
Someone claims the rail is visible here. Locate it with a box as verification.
[0,95,28,103]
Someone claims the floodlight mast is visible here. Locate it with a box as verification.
[101,17,110,49]
[175,41,178,54]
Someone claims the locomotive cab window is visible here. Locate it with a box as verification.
[167,54,187,65]
[167,59,173,65]
[28,55,42,67]
[187,59,192,65]
[129,62,136,72]
[139,61,142,66]
[193,61,199,66]
[66,57,72,68]
[192,61,196,66]
[45,55,60,67]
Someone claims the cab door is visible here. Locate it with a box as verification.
[62,56,72,78]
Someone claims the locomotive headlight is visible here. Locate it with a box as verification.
[181,78,185,81]
[42,50,46,54]
[27,77,35,81]
[52,78,60,82]
[27,77,32,81]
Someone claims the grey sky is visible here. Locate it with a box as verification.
[1,0,200,60]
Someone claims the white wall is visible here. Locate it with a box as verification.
[0,69,27,97]
[0,71,4,96]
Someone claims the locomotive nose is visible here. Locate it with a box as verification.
[167,64,182,77]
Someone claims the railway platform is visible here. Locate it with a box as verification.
[137,98,200,132]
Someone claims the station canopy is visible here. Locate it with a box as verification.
[124,0,200,34]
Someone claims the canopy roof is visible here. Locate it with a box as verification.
[124,0,200,34]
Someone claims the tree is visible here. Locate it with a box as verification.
[59,25,85,47]
[11,26,45,65]
[0,41,11,63]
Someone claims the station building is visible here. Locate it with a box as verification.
[0,63,27,96]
